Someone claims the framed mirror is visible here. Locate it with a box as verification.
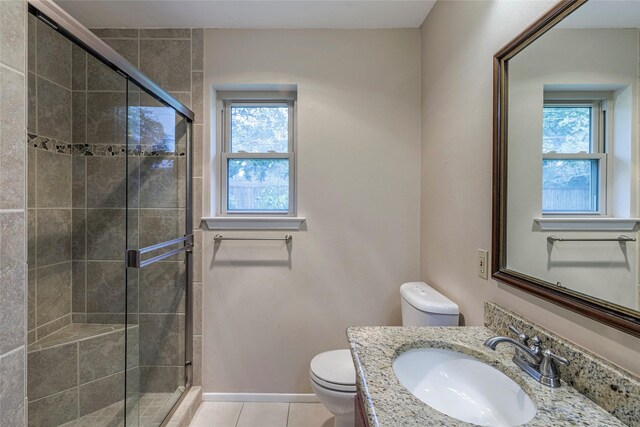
[493,0,640,336]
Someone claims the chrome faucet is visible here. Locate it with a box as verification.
[485,325,570,388]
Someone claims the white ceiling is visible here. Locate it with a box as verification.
[53,0,437,29]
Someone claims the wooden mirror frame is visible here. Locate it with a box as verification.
[492,0,640,337]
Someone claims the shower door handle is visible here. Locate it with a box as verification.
[126,234,193,268]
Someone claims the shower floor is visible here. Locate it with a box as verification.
[138,392,185,426]
[60,391,183,427]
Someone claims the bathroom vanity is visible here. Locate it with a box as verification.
[348,302,639,427]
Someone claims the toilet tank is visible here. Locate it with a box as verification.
[400,282,459,326]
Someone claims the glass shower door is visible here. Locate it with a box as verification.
[125,80,193,426]
[27,12,131,426]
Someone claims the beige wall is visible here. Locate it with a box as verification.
[420,0,640,375]
[202,29,422,393]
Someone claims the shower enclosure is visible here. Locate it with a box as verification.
[26,1,193,425]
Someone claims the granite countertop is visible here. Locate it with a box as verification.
[347,326,626,427]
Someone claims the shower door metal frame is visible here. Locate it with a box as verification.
[27,0,196,424]
[27,0,194,122]
[123,113,195,424]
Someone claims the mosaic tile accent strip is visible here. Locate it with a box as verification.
[72,143,186,157]
[28,134,185,157]
[484,301,640,426]
[29,133,72,155]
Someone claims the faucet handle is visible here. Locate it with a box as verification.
[509,325,529,345]
[538,349,569,387]
[542,348,569,366]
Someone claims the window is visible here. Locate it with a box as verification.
[219,92,296,215]
[542,98,608,214]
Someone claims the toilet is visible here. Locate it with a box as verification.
[309,282,459,427]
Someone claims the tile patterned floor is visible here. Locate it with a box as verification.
[60,392,180,427]
[190,402,334,427]
[60,400,125,427]
[139,392,183,426]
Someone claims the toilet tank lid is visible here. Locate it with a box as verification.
[400,282,459,315]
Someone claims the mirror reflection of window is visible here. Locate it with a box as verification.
[503,3,640,314]
[542,97,607,214]
[498,0,640,321]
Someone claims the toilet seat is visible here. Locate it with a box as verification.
[310,370,356,392]
[310,349,356,393]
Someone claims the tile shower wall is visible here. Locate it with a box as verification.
[92,28,205,389]
[69,36,129,326]
[27,15,74,345]
[26,15,134,425]
[0,1,27,424]
[26,324,135,425]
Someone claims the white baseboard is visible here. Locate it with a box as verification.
[203,393,320,403]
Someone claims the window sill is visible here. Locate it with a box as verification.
[534,217,640,231]
[202,216,306,231]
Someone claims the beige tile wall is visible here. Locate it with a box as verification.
[69,36,130,327]
[93,27,204,387]
[26,324,134,424]
[27,15,74,344]
[25,21,203,424]
[0,0,27,425]
[26,13,135,423]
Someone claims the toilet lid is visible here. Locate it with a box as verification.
[310,349,356,387]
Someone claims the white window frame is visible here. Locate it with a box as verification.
[218,91,296,216]
[542,94,612,216]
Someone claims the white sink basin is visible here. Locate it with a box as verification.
[393,348,537,427]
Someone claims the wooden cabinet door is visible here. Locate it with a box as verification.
[355,392,369,427]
